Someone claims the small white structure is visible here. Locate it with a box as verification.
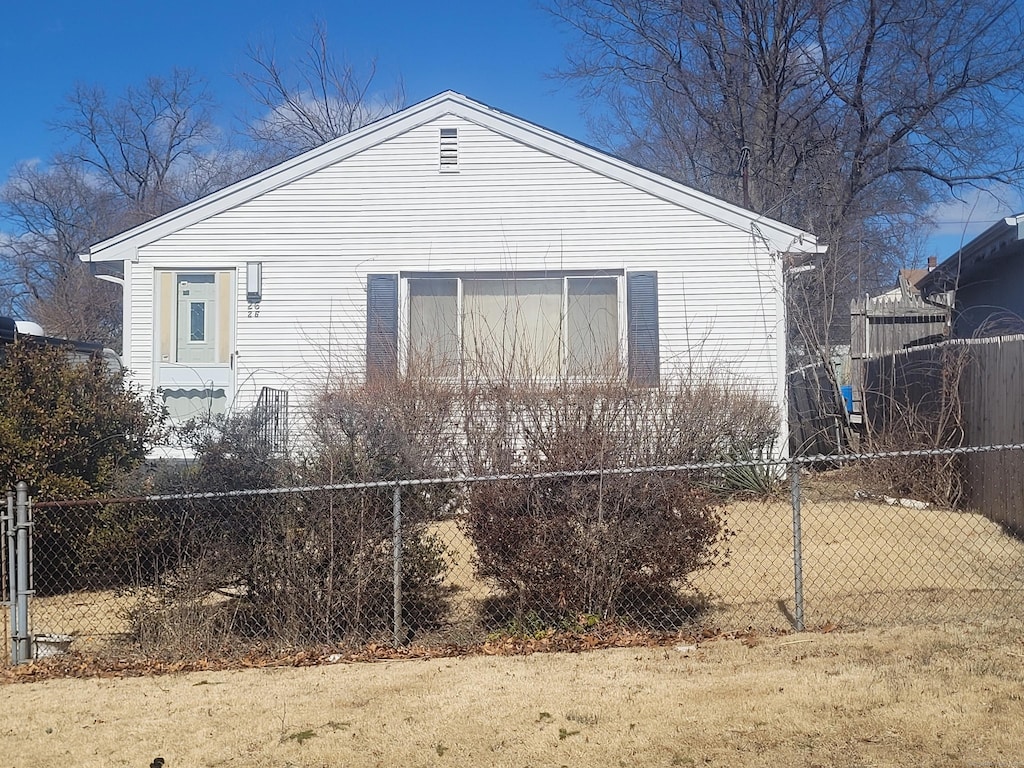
[81,91,822,448]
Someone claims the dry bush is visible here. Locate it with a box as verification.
[862,343,969,506]
[126,365,778,648]
[462,377,778,473]
[460,377,775,625]
[127,382,460,650]
[468,475,722,624]
[221,487,449,644]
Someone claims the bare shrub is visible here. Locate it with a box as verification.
[124,380,460,651]
[125,363,778,648]
[462,377,778,473]
[220,486,449,645]
[276,377,460,641]
[862,343,969,506]
[461,377,774,625]
[468,474,723,624]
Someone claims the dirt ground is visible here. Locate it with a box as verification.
[2,621,1023,768]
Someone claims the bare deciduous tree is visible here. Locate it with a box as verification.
[1,160,122,344]
[53,69,224,222]
[549,0,1024,357]
[2,33,400,344]
[239,19,405,163]
[1,70,240,344]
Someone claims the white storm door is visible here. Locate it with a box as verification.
[157,269,235,423]
[176,274,218,364]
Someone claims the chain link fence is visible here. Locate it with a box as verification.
[4,444,1024,665]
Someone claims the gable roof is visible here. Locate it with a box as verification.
[917,213,1024,295]
[82,91,823,263]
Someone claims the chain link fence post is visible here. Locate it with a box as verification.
[790,465,805,631]
[13,482,32,663]
[392,484,403,647]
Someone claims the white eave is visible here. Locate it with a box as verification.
[80,90,823,264]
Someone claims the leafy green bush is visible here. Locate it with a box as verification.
[0,339,164,592]
[0,340,161,497]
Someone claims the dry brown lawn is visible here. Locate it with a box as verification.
[692,493,1024,629]
[431,491,1024,634]
[2,622,1023,767]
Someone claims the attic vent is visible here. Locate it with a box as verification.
[439,128,458,170]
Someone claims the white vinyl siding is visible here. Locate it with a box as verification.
[125,115,786,439]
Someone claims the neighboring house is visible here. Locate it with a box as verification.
[916,213,1024,338]
[80,91,822,451]
[848,217,1024,530]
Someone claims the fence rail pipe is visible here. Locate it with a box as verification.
[392,485,403,648]
[5,490,16,664]
[790,467,805,632]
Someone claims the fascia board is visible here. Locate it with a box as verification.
[920,213,1024,292]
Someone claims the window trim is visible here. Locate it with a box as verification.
[368,270,658,385]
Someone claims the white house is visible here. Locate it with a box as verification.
[81,91,823,451]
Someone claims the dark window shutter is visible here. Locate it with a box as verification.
[627,271,659,386]
[366,273,398,382]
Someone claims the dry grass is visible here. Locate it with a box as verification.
[427,492,1024,636]
[4,482,1024,766]
[2,622,1023,767]
[692,493,1024,630]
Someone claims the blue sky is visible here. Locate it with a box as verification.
[0,0,583,172]
[0,0,1018,262]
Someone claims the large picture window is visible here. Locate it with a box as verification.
[407,274,620,378]
[366,271,658,385]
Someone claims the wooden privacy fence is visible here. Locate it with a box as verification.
[849,290,949,418]
[862,333,1024,533]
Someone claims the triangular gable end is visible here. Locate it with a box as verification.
[82,91,822,263]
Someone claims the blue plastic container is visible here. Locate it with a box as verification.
[840,385,854,413]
